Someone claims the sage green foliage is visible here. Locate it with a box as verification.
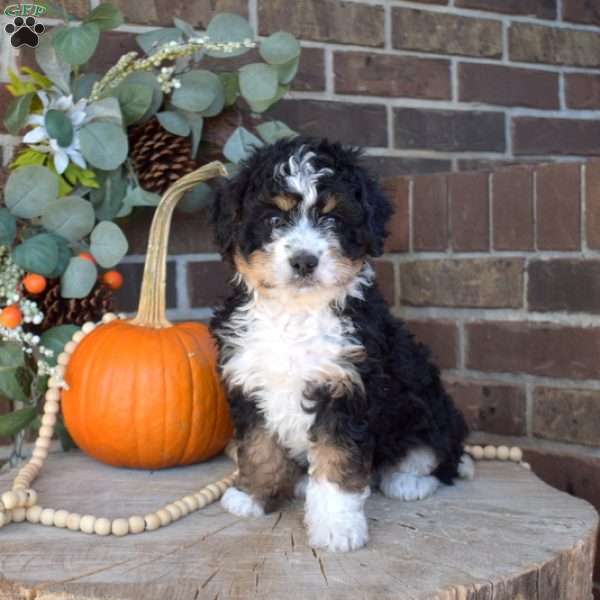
[40,325,79,367]
[61,256,98,298]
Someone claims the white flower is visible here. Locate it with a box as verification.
[22,90,89,175]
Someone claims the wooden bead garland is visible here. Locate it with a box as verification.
[0,315,239,537]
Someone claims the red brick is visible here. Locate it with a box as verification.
[533,387,600,446]
[268,100,387,148]
[563,0,600,26]
[382,178,409,253]
[112,0,247,26]
[374,261,395,306]
[459,63,559,109]
[86,31,138,74]
[187,261,233,308]
[514,117,600,156]
[510,22,600,67]
[448,171,490,251]
[294,47,326,92]
[413,174,448,251]
[443,378,527,436]
[406,320,458,369]
[258,0,385,47]
[334,53,450,100]
[394,108,505,153]
[565,73,600,110]
[114,261,177,313]
[587,160,600,249]
[528,259,600,313]
[466,321,600,379]
[535,163,581,251]
[492,166,534,251]
[400,259,523,308]
[456,0,556,18]
[410,0,448,3]
[392,9,502,58]
[366,157,451,179]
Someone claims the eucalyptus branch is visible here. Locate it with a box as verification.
[89,37,256,102]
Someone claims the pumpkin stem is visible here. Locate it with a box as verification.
[130,162,228,328]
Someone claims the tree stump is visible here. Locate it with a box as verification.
[0,452,597,600]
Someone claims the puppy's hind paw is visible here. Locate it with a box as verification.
[458,454,475,480]
[380,473,439,501]
[221,487,265,518]
[307,512,369,552]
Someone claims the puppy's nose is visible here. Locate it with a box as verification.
[289,252,319,276]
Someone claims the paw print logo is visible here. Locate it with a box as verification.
[5,16,45,48]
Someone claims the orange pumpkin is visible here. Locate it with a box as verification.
[61,163,233,469]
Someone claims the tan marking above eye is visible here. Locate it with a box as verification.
[272,194,297,212]
[321,195,338,214]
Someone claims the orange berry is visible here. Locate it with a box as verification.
[79,252,96,264]
[23,273,47,294]
[0,305,23,329]
[102,270,123,290]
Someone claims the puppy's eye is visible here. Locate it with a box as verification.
[321,215,338,227]
[267,215,285,228]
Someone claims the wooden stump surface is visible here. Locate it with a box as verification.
[0,451,597,600]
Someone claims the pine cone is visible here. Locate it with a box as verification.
[128,118,197,195]
[30,279,115,334]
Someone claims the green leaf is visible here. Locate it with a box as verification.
[4,92,34,135]
[180,112,203,159]
[122,72,163,123]
[90,221,128,268]
[13,233,59,276]
[47,234,72,279]
[179,182,215,213]
[79,121,128,170]
[35,34,70,94]
[114,83,153,126]
[0,342,24,369]
[223,127,264,164]
[275,56,299,85]
[206,13,253,58]
[123,186,161,208]
[256,121,297,144]
[40,325,79,366]
[0,209,17,245]
[41,196,96,242]
[85,3,124,31]
[219,72,239,107]
[246,84,289,113]
[259,32,300,66]
[173,17,196,38]
[157,111,190,136]
[72,73,100,101]
[0,407,37,437]
[199,80,225,118]
[239,63,278,104]
[53,23,101,66]
[61,257,98,299]
[0,343,31,403]
[45,109,74,147]
[5,166,59,218]
[85,97,123,125]
[137,27,181,56]
[171,70,219,113]
[89,169,127,220]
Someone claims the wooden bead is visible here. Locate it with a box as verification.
[30,457,44,468]
[521,462,531,470]
[497,446,510,461]
[47,377,61,389]
[2,491,18,510]
[54,365,66,378]
[25,489,37,507]
[94,517,111,536]
[39,425,54,439]
[182,495,199,512]
[483,445,497,460]
[194,493,207,508]
[205,484,221,497]
[174,500,189,516]
[44,401,60,415]
[41,413,57,427]
[26,505,43,523]
[470,445,484,460]
[66,513,81,531]
[112,518,129,537]
[129,516,145,534]
[15,489,28,506]
[53,509,69,528]
[12,507,26,522]
[156,508,172,527]
[80,515,96,534]
[165,504,182,521]
[144,514,161,531]
[32,447,47,460]
[509,447,523,463]
[45,388,60,402]
[64,341,77,354]
[72,331,85,343]
[40,508,55,526]
[82,322,96,334]
[57,352,70,366]
[36,437,51,450]
[102,313,117,323]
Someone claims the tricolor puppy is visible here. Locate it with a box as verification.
[210,137,471,552]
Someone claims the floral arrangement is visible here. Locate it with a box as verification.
[0,2,299,455]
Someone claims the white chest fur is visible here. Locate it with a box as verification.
[220,295,364,458]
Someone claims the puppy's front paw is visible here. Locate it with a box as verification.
[294,475,308,498]
[380,473,439,501]
[307,510,368,552]
[221,487,264,518]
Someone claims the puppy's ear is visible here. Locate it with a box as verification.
[211,170,247,257]
[358,171,393,257]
